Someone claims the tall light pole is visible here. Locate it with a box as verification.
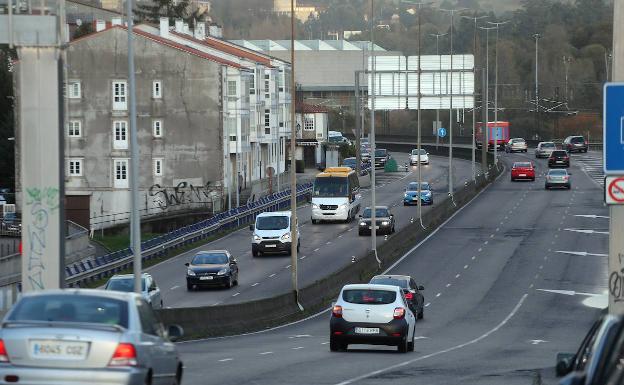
[440,7,467,196]
[480,26,495,160]
[289,0,301,309]
[462,14,487,181]
[430,32,446,151]
[370,0,377,254]
[534,33,541,139]
[488,20,508,166]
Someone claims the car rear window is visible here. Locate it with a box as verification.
[9,294,129,328]
[549,169,567,176]
[513,162,531,168]
[552,151,568,156]
[542,143,556,148]
[342,289,397,304]
[369,278,409,289]
[571,137,585,143]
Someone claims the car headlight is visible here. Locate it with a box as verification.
[339,203,348,209]
[381,221,390,226]
[404,193,408,198]
[360,221,366,226]
[281,232,291,241]
[187,269,196,276]
[424,191,432,197]
[312,203,319,209]
[217,268,228,276]
[253,234,261,241]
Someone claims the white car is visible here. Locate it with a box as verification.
[505,138,528,153]
[329,284,417,353]
[535,141,557,158]
[409,149,429,165]
[250,211,299,256]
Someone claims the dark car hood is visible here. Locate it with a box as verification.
[189,264,228,274]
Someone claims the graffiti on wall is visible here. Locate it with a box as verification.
[148,181,217,210]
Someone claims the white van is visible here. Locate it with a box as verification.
[311,167,361,223]
[250,211,300,257]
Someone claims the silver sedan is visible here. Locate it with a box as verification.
[0,289,183,385]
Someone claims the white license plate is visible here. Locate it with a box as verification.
[556,161,563,163]
[412,197,419,201]
[265,244,277,248]
[200,276,214,280]
[368,226,380,230]
[519,174,526,177]
[355,327,379,334]
[30,340,89,360]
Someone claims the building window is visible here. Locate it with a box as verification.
[113,120,128,149]
[304,115,315,131]
[67,81,81,99]
[152,81,162,99]
[112,81,127,110]
[264,109,270,135]
[228,81,237,97]
[249,73,255,95]
[153,158,163,177]
[153,120,163,137]
[67,120,82,137]
[113,159,129,188]
[67,158,83,176]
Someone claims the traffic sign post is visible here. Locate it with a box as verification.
[438,127,447,138]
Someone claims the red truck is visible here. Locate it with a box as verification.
[476,121,510,150]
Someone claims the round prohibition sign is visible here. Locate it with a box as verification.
[608,177,624,203]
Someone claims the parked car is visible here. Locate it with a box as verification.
[505,138,528,153]
[374,149,390,168]
[185,250,239,290]
[510,162,536,181]
[549,150,571,168]
[358,206,395,236]
[104,273,163,309]
[564,135,588,153]
[545,169,571,190]
[0,212,21,235]
[409,149,429,165]
[329,284,416,352]
[369,275,425,319]
[341,157,369,173]
[251,211,300,256]
[0,289,184,385]
[535,141,557,158]
[403,182,433,205]
[556,312,606,379]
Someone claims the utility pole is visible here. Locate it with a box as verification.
[289,0,301,309]
[481,26,495,161]
[563,56,572,103]
[430,32,446,151]
[488,21,508,167]
[370,0,377,253]
[481,67,488,172]
[534,33,541,140]
[355,72,361,176]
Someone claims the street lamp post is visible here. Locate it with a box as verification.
[370,0,378,254]
[488,21,508,167]
[534,33,541,139]
[480,26,496,164]
[430,32,446,151]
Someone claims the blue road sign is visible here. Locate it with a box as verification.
[604,83,624,174]
[438,127,447,138]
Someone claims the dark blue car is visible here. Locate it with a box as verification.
[403,182,433,206]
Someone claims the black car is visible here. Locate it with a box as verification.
[369,274,424,319]
[548,150,570,168]
[564,135,588,153]
[374,149,390,168]
[185,250,239,290]
[358,206,395,235]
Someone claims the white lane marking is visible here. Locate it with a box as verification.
[455,274,460,279]
[326,242,332,245]
[288,334,312,338]
[314,248,320,252]
[211,302,222,306]
[334,294,528,385]
[484,241,488,245]
[251,283,260,287]
[529,283,534,289]
[170,285,180,290]
[471,256,476,260]
[539,265,543,270]
[321,342,329,345]
[348,228,353,232]
[218,358,233,362]
[574,214,609,219]
[259,351,273,355]
[269,273,276,278]
[292,346,304,350]
[563,228,608,235]
[490,234,495,238]
[555,250,608,257]
[425,302,431,307]
[446,283,451,288]
[285,265,291,269]
[478,248,482,252]
[338,235,343,238]
[435,293,441,297]
[496,228,500,232]
[536,289,603,297]
[530,339,548,345]
[232,292,240,297]
[300,255,307,260]
[464,265,469,269]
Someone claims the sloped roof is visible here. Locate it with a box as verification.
[296,102,330,113]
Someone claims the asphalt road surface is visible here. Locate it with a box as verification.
[177,150,607,385]
[147,153,478,308]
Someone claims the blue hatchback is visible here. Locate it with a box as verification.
[403,182,433,205]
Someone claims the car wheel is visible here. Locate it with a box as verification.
[160,300,164,309]
[358,230,364,236]
[173,364,183,385]
[408,330,415,352]
[418,309,424,319]
[403,202,408,206]
[398,335,409,353]
[330,336,345,352]
[311,219,318,225]
[186,283,193,291]
[225,276,233,289]
[297,241,300,253]
[531,177,535,181]
[252,249,258,257]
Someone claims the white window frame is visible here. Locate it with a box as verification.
[113,120,128,149]
[67,120,82,137]
[67,158,83,177]
[153,158,163,177]
[153,120,163,138]
[68,81,81,99]
[112,81,127,110]
[113,159,129,189]
[264,109,270,134]
[304,115,315,131]
[152,80,162,99]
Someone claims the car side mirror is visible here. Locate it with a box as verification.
[390,214,394,218]
[418,285,424,291]
[167,324,184,342]
[556,353,575,377]
[149,286,157,292]
[231,259,238,264]
[184,262,190,267]
[249,224,255,231]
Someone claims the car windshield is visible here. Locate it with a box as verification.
[411,149,427,155]
[362,208,389,218]
[549,170,567,176]
[313,176,349,197]
[369,278,409,289]
[513,162,531,168]
[192,253,229,265]
[513,139,525,143]
[256,215,289,230]
[343,289,397,304]
[8,294,129,328]
[407,182,430,191]
[375,149,387,157]
[542,143,556,148]
[105,277,145,292]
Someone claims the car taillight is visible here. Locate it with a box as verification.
[332,305,343,318]
[0,339,9,362]
[393,307,406,320]
[404,292,414,300]
[108,343,137,367]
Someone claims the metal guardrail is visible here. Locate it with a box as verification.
[66,183,315,287]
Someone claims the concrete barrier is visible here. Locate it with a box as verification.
[157,151,504,339]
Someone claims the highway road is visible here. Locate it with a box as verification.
[147,153,478,308]
[177,150,607,385]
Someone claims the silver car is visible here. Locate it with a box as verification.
[545,169,571,189]
[0,289,183,385]
[105,273,163,309]
[535,141,557,158]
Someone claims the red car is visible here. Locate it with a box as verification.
[511,161,535,181]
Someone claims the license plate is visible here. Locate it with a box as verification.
[412,197,418,201]
[265,244,277,248]
[355,327,379,334]
[557,161,563,163]
[519,174,526,177]
[200,276,213,280]
[30,340,89,360]
[368,226,380,230]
